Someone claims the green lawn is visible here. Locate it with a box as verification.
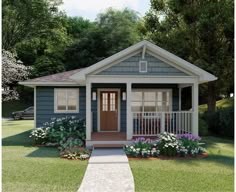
[2,120,87,192]
[130,136,234,192]
[199,98,234,113]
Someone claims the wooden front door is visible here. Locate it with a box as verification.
[100,91,118,131]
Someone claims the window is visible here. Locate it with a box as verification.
[54,89,79,113]
[131,90,171,112]
[139,61,147,72]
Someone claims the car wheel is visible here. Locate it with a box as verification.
[14,115,21,120]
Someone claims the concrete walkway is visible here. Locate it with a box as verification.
[78,149,135,192]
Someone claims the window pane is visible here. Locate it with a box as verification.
[57,90,67,111]
[68,98,77,110]
[131,101,142,112]
[132,92,142,101]
[157,92,162,101]
[144,92,155,101]
[144,101,155,112]
[110,93,116,111]
[102,93,108,111]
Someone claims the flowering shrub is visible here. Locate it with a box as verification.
[177,134,203,156]
[60,148,90,160]
[157,132,181,156]
[29,127,49,144]
[58,137,84,152]
[124,138,160,158]
[124,133,205,158]
[30,116,85,146]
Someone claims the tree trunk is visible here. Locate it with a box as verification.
[207,81,216,113]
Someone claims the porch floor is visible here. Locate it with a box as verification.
[91,132,127,141]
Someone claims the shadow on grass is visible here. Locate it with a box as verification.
[26,147,59,158]
[174,154,234,168]
[2,130,32,147]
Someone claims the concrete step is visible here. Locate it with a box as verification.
[93,144,124,149]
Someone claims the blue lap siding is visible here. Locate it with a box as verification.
[36,84,179,130]
[97,53,188,76]
[36,86,86,127]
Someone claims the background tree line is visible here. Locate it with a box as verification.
[2,0,234,116]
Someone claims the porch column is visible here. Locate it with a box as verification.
[179,87,182,111]
[86,81,91,140]
[192,82,199,136]
[126,82,132,140]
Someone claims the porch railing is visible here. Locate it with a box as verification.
[132,111,192,136]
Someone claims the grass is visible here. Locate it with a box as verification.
[2,100,31,117]
[130,136,234,192]
[2,120,87,192]
[199,97,234,113]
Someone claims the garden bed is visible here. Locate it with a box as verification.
[127,152,208,160]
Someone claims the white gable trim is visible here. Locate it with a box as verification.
[70,40,217,83]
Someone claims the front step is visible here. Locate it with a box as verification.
[86,140,133,148]
[93,144,124,149]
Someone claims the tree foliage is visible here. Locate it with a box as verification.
[64,8,143,70]
[2,50,31,101]
[145,0,234,112]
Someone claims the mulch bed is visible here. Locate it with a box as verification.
[127,152,208,160]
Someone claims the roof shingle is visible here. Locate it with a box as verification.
[24,68,84,82]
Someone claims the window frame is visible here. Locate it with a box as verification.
[139,60,148,73]
[54,88,79,113]
[131,89,172,112]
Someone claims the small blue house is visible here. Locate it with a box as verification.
[20,40,217,147]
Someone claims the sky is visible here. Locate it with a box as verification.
[59,0,151,21]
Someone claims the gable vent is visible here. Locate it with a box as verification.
[139,61,148,73]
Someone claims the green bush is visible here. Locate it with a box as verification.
[203,105,234,138]
[199,115,208,136]
[30,116,86,145]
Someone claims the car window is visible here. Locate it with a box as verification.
[25,107,34,111]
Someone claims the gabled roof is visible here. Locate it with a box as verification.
[20,40,217,87]
[70,40,217,83]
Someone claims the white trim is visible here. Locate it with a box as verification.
[139,61,148,73]
[142,45,146,59]
[126,82,132,140]
[86,81,92,140]
[97,88,120,132]
[87,76,198,84]
[19,81,79,87]
[179,87,182,111]
[70,40,217,83]
[192,83,199,135]
[34,87,36,129]
[54,88,79,113]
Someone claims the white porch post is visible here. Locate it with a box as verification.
[179,87,182,111]
[192,82,199,136]
[34,87,36,129]
[126,82,132,140]
[86,81,91,140]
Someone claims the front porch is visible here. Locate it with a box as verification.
[85,80,199,147]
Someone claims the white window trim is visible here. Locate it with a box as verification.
[131,89,173,112]
[54,88,79,113]
[139,60,148,73]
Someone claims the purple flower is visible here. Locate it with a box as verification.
[176,134,201,141]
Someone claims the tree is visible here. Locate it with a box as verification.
[2,0,63,50]
[2,50,31,101]
[64,8,142,70]
[32,55,65,77]
[144,0,234,112]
